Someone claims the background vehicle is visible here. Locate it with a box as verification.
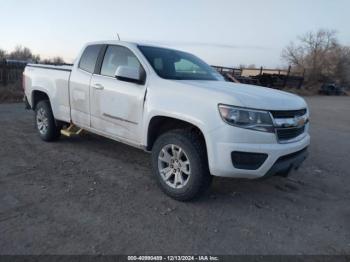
[319,83,346,96]
[23,41,310,201]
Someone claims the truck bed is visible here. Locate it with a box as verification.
[24,64,73,123]
[27,64,73,72]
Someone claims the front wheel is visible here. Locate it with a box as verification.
[151,130,212,201]
[35,100,61,141]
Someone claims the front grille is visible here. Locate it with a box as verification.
[271,109,307,118]
[270,108,308,142]
[276,126,305,141]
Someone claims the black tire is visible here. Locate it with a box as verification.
[34,100,61,141]
[151,129,212,201]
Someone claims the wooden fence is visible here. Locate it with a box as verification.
[0,61,26,86]
[212,65,305,89]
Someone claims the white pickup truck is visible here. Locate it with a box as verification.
[23,41,310,201]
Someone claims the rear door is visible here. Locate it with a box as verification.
[90,45,147,143]
[69,45,103,127]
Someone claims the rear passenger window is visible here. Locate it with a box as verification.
[101,45,142,77]
[79,45,101,73]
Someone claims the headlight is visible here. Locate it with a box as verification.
[218,104,274,132]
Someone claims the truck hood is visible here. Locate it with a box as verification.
[177,80,307,111]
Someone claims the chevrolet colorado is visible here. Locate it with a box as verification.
[23,41,310,201]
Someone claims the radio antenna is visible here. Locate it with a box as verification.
[117,33,121,41]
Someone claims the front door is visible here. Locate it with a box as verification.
[69,45,102,127]
[90,45,147,144]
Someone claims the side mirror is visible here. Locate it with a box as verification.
[115,66,145,84]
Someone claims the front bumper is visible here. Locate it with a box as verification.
[206,123,310,179]
[264,147,308,177]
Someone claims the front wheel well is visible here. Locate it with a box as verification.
[147,116,207,152]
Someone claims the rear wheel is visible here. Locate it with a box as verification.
[35,100,61,141]
[152,129,212,201]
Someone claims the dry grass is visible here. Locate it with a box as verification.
[0,82,24,103]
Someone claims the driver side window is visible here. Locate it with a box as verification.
[101,45,142,77]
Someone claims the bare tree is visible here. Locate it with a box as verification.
[281,29,350,88]
[41,56,66,65]
[51,56,65,64]
[335,46,350,86]
[8,45,40,62]
[0,48,6,61]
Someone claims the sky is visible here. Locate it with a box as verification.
[1,0,349,67]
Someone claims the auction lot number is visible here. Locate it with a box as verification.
[128,256,219,261]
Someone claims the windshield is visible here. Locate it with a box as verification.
[138,45,224,81]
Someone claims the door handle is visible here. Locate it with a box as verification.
[93,83,104,90]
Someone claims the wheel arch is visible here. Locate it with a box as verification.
[146,115,208,153]
[31,90,51,110]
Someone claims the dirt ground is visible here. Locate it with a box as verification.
[0,96,349,255]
